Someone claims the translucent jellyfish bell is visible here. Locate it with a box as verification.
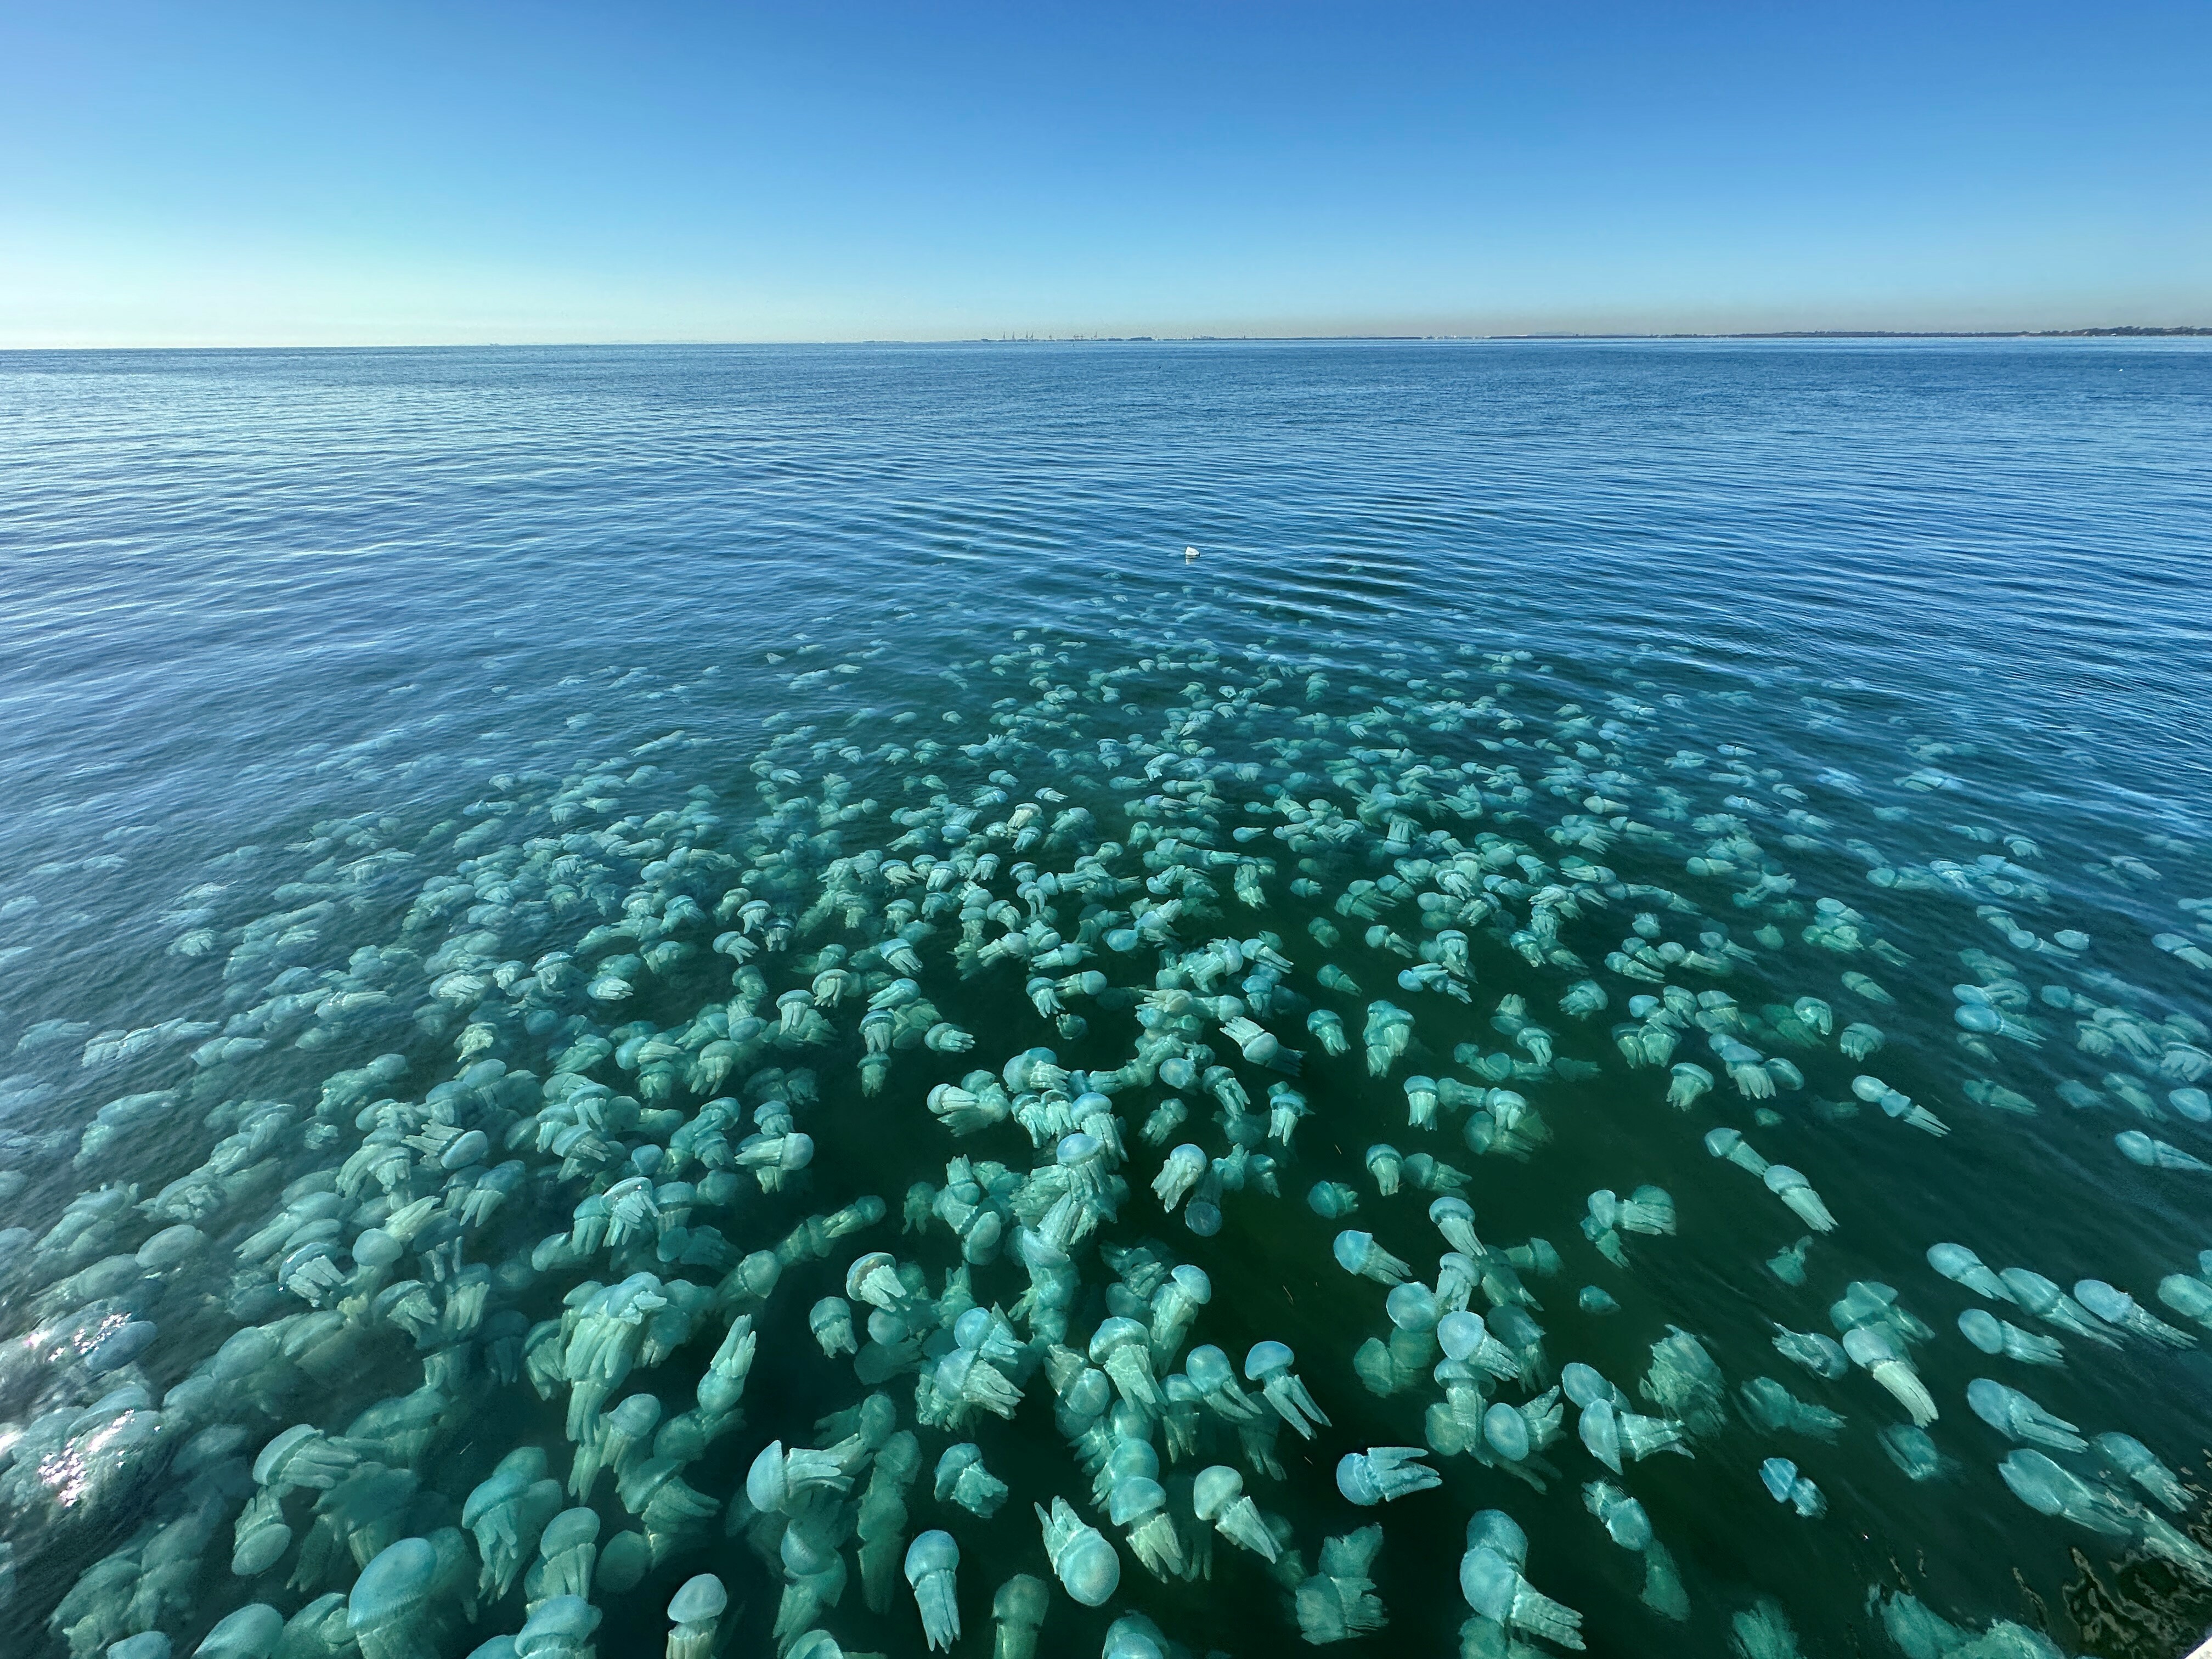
[196,1607,286,1659]
[1958,1308,2007,1355]
[1880,1424,1946,1481]
[1385,1282,1440,1333]
[1482,1403,1531,1462]
[1035,1496,1120,1606]
[353,1229,404,1269]
[347,1538,439,1659]
[665,1574,727,1659]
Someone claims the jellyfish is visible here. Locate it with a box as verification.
[1843,1327,1938,1425]
[1957,1308,2065,1367]
[1331,1229,1413,1285]
[902,1531,960,1652]
[663,1575,726,1659]
[346,1538,441,1659]
[2073,1278,2196,1347]
[1245,1341,1330,1437]
[1293,1525,1387,1643]
[1035,1497,1120,1606]
[1459,1509,1584,1651]
[1335,1446,1440,1505]
[1759,1457,1826,1517]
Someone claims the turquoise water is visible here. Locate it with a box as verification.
[1,339,2209,1659]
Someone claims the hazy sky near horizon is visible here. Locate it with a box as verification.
[3,2,2207,347]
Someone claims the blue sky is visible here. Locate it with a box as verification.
[2,2,2205,345]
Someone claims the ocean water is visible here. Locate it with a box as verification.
[1,339,2209,1659]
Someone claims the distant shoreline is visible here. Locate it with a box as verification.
[973,326,2212,343]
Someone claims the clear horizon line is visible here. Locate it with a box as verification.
[4,323,2210,354]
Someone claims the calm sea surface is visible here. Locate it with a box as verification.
[1,340,2209,1659]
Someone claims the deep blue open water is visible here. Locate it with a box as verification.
[1,340,2209,1659]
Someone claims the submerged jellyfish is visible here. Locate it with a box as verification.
[1758,1457,1826,1517]
[2073,1278,2195,1346]
[347,1538,440,1659]
[2094,1432,2190,1512]
[1957,1308,2064,1366]
[1294,1525,1387,1643]
[1880,1424,1950,1482]
[1843,1327,1937,1425]
[991,1575,1051,1659]
[2117,1130,2210,1171]
[1035,1497,1119,1606]
[1927,1243,2013,1302]
[1193,1464,1278,1560]
[1966,1379,2085,1451]
[664,1575,725,1659]
[1335,1446,1440,1505]
[1459,1510,1584,1651]
[1332,1229,1413,1285]
[1246,1341,1330,1438]
[20,602,2212,1659]
[902,1531,960,1652]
